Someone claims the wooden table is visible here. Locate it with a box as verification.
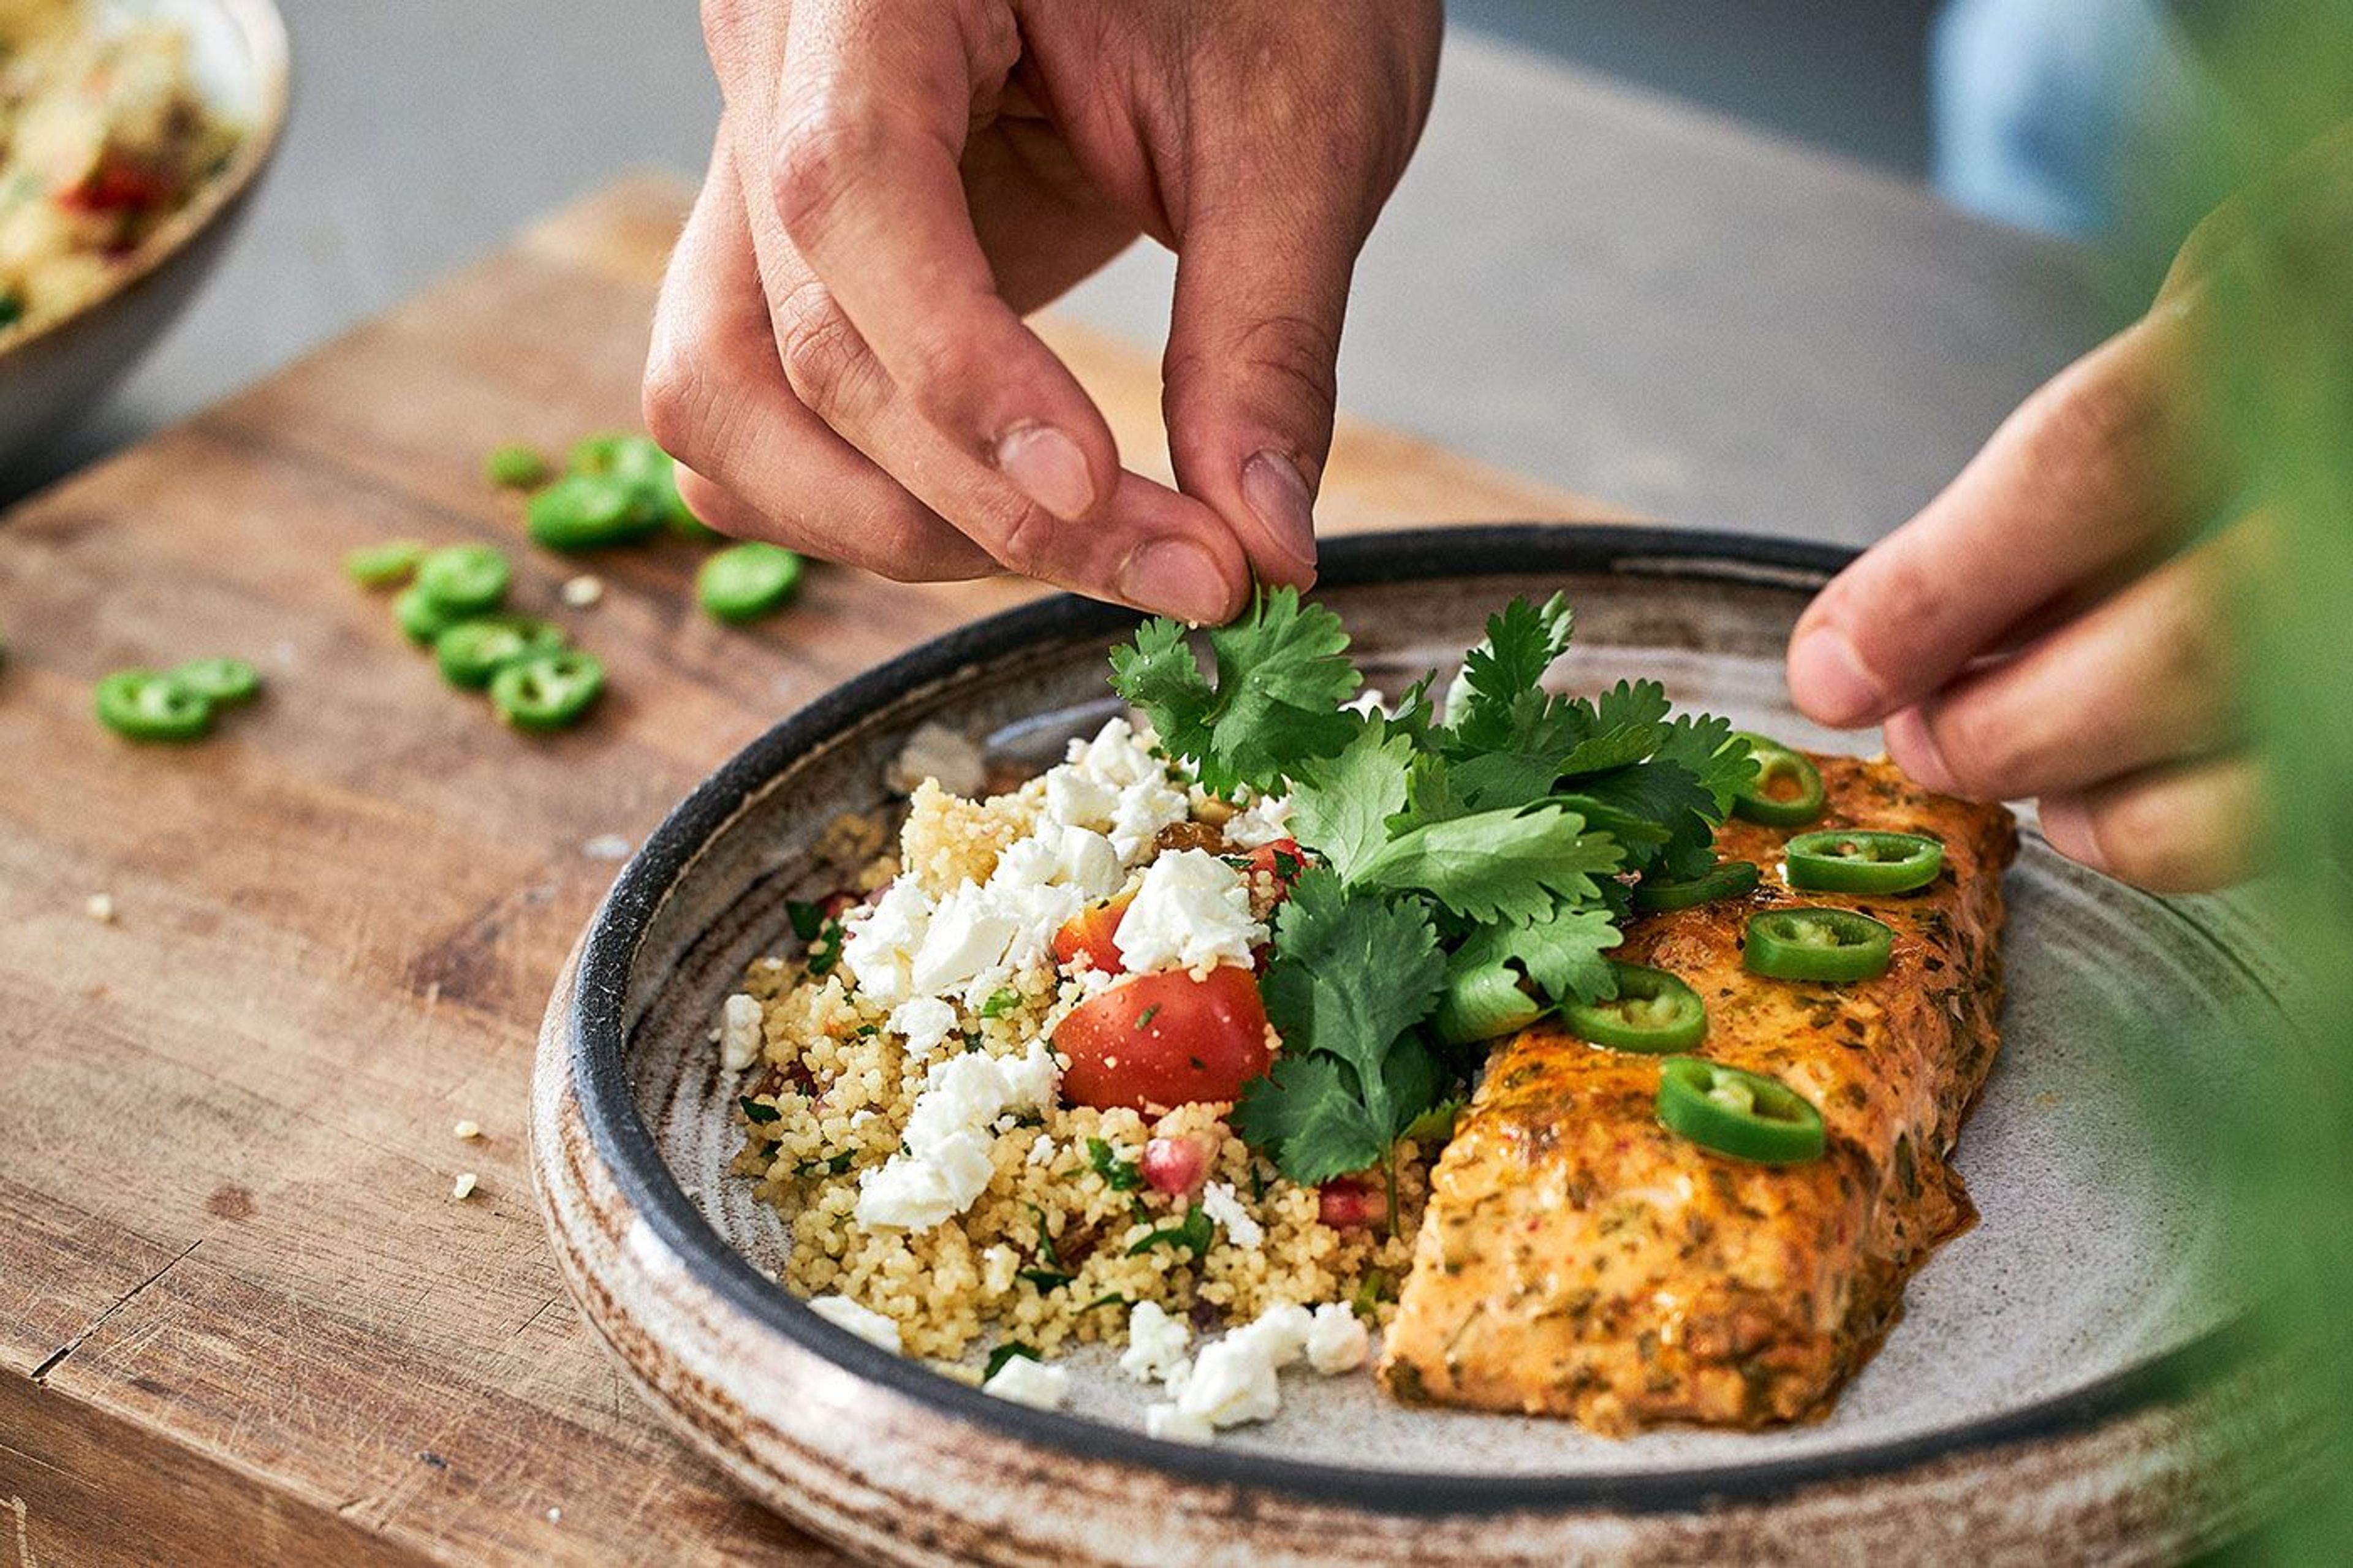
[0,179,1615,1566]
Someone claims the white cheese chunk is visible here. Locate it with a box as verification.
[1042,764,1121,833]
[1199,1181,1264,1250]
[718,993,765,1071]
[1171,1302,1314,1430]
[1108,778,1191,863]
[887,996,958,1058]
[1114,849,1265,975]
[1306,1303,1370,1374]
[1120,1300,1192,1385]
[807,1294,903,1354]
[982,1354,1070,1411]
[1065,716,1162,789]
[1145,1402,1215,1445]
[1220,793,1295,849]
[840,877,931,1006]
[854,1041,1059,1230]
[909,882,1021,996]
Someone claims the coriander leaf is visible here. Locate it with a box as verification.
[1018,1267,1075,1290]
[1259,871,1446,1140]
[979,987,1023,1018]
[785,898,825,941]
[1401,750,1472,827]
[1231,1053,1391,1185]
[1398,1097,1464,1146]
[985,1342,1042,1379]
[1109,586,1360,795]
[1126,1202,1214,1258]
[1288,719,1413,881]
[1653,713,1756,816]
[1357,806,1623,923]
[1555,680,1673,778]
[1491,901,1623,1004]
[738,1096,782,1124]
[1086,1137,1143,1191]
[1443,594,1574,751]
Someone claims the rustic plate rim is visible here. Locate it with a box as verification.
[567,521,2253,1517]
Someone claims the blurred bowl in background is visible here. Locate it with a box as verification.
[0,0,289,483]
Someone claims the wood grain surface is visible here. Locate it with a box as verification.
[0,176,1614,1566]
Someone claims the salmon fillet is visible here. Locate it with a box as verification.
[1378,754,2017,1433]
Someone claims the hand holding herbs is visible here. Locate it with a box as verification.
[1111,589,1756,1197]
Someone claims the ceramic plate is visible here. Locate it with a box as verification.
[532,525,2314,1564]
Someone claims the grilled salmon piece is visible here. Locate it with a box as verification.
[1378,754,2017,1433]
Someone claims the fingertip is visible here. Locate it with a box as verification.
[1238,449,1321,581]
[1787,624,1889,730]
[1115,537,1245,626]
[1882,705,1961,796]
[2034,794,2108,873]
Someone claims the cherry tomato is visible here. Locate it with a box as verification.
[1055,966,1273,1112]
[1051,893,1132,974]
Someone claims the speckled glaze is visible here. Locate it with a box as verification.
[531,526,2321,1563]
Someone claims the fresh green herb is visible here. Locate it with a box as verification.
[1351,1267,1392,1322]
[1017,1267,1075,1291]
[1134,1004,1161,1029]
[980,987,1024,1019]
[793,1150,854,1176]
[1086,1137,1144,1192]
[1118,588,1746,1193]
[1081,1292,1130,1313]
[805,914,846,977]
[1030,1205,1059,1265]
[1125,1202,1214,1259]
[983,1342,1042,1381]
[738,1096,782,1125]
[1398,1099,1464,1146]
[1108,585,1359,795]
[785,900,825,941]
[0,290,23,330]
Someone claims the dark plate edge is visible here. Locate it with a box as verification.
[568,522,2253,1518]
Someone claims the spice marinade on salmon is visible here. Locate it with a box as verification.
[1380,754,2017,1433]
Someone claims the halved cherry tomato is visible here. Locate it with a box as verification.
[61,157,172,214]
[1051,892,1132,974]
[1055,966,1273,1112]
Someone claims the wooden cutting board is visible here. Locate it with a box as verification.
[0,176,1615,1566]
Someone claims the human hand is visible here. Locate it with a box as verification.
[1784,259,2259,893]
[645,0,1443,624]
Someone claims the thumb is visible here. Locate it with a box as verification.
[1161,187,1365,589]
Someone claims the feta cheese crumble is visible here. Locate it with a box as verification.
[718,993,765,1072]
[1145,1402,1214,1445]
[1172,1303,1313,1430]
[1219,793,1294,849]
[855,1042,1059,1230]
[1119,1300,1192,1385]
[982,1353,1070,1411]
[1113,849,1265,975]
[808,1293,903,1354]
[1199,1181,1264,1249]
[451,1172,478,1200]
[887,996,958,1058]
[1306,1303,1370,1374]
[840,877,932,1006]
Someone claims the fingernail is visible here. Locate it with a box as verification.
[2035,795,2107,871]
[995,423,1094,522]
[1240,450,1319,572]
[1117,539,1235,626]
[1787,628,1885,728]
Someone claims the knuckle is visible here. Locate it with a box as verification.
[1165,309,1343,444]
[773,281,874,418]
[2010,344,2175,507]
[642,336,728,471]
[770,100,877,244]
[981,498,1058,580]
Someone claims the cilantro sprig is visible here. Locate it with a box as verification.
[1113,588,1752,1197]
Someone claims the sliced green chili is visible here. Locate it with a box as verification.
[1656,1056,1825,1164]
[344,539,426,588]
[569,432,669,482]
[526,474,662,551]
[170,657,260,706]
[434,616,565,689]
[489,650,605,731]
[1563,961,1708,1053]
[1632,858,1762,914]
[414,543,511,615]
[94,670,212,742]
[1744,907,1895,982]
[483,444,550,490]
[1786,830,1945,895]
[1731,732,1826,827]
[395,584,468,646]
[697,542,804,623]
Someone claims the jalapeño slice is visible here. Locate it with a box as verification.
[489,649,605,731]
[1785,829,1945,895]
[1731,732,1826,827]
[94,670,211,742]
[1656,1056,1826,1164]
[1563,962,1708,1054]
[1743,907,1895,982]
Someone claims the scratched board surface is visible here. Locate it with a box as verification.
[0,177,1610,1566]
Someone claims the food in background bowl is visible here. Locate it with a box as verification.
[0,0,241,341]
